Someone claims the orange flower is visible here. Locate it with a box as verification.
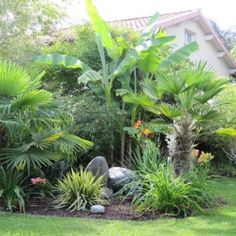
[142,128,152,136]
[132,120,143,128]
[191,149,200,159]
[197,152,214,164]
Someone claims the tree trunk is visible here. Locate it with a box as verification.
[120,130,125,164]
[166,115,195,177]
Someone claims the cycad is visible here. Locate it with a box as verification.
[123,64,228,176]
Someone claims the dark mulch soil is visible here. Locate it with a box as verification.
[25,198,158,221]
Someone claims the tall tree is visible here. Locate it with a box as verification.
[211,20,236,50]
[0,0,64,63]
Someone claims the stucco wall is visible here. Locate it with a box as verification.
[164,20,229,76]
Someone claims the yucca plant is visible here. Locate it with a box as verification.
[0,61,93,174]
[0,166,26,212]
[55,168,106,211]
[123,64,228,176]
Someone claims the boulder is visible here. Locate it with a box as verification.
[90,205,105,214]
[108,167,132,192]
[85,156,109,186]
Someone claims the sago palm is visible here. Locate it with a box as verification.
[0,61,93,173]
[123,63,228,176]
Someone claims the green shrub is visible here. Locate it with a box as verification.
[122,163,213,217]
[127,139,163,172]
[55,168,106,211]
[57,94,124,164]
[0,167,26,212]
[196,84,236,163]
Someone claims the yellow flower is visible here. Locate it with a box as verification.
[142,128,152,136]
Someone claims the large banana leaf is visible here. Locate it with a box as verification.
[136,36,175,73]
[141,12,160,38]
[113,51,139,76]
[215,128,236,137]
[77,70,103,85]
[33,54,90,71]
[158,42,199,70]
[85,0,120,60]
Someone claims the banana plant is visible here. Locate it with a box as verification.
[123,63,228,176]
[34,0,200,164]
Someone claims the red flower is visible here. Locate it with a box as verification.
[31,177,47,185]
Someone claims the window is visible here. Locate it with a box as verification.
[184,30,195,44]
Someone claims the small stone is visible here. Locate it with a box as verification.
[90,205,105,214]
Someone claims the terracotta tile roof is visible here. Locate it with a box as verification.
[47,10,197,42]
[109,10,194,31]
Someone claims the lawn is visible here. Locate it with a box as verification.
[0,178,235,236]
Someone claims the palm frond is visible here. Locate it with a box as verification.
[123,93,157,108]
[0,61,32,96]
[1,148,62,173]
[11,90,53,110]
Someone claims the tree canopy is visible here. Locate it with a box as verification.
[0,0,65,63]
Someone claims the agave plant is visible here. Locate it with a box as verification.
[0,61,93,174]
[123,64,228,176]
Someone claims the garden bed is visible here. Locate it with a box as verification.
[25,198,158,221]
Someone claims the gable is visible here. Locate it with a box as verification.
[164,19,230,76]
[109,9,236,76]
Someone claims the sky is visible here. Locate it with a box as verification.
[59,0,235,30]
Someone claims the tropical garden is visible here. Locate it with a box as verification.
[1,0,236,235]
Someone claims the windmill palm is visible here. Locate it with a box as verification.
[123,63,228,176]
[0,61,93,173]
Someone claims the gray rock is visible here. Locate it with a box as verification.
[85,156,109,186]
[90,205,105,214]
[108,167,132,192]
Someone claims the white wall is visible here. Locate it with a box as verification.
[164,20,229,76]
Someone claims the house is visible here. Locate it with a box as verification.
[109,9,236,77]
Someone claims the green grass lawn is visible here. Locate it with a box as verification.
[0,178,235,236]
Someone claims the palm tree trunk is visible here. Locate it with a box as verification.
[167,115,195,177]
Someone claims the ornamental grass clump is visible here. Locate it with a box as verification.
[55,168,106,211]
[123,163,214,217]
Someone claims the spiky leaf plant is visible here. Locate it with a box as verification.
[0,166,26,212]
[55,168,106,211]
[122,163,213,217]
